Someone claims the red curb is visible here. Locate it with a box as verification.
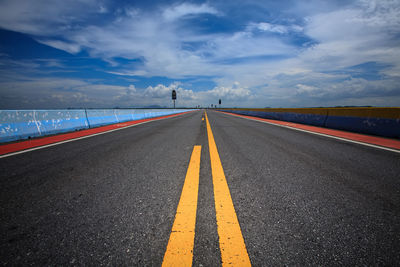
[0,111,194,156]
[219,111,400,151]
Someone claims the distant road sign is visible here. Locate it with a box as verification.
[219,99,221,105]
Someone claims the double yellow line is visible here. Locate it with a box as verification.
[163,112,251,266]
[162,145,201,266]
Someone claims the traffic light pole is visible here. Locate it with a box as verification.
[172,90,177,109]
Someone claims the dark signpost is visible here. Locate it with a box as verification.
[219,99,221,108]
[172,90,176,109]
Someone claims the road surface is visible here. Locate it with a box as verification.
[1,110,399,266]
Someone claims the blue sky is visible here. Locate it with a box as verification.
[0,0,399,108]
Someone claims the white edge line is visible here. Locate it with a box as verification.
[219,111,400,154]
[0,112,194,159]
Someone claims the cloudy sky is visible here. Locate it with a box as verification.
[0,0,399,108]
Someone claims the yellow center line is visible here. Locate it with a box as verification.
[162,145,202,267]
[205,112,251,266]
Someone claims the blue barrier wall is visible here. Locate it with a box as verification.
[85,109,186,128]
[232,110,328,127]
[0,110,40,142]
[35,110,89,135]
[324,116,400,139]
[0,109,193,143]
[86,109,120,128]
[220,108,400,139]
[0,110,89,142]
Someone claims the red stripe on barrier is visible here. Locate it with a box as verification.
[0,111,193,156]
[220,111,400,151]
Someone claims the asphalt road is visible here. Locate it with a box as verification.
[1,110,399,266]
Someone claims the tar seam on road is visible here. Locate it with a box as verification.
[205,112,252,266]
[219,112,400,154]
[162,145,202,267]
[0,112,194,159]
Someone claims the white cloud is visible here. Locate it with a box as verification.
[98,4,108,14]
[204,31,296,60]
[0,71,258,108]
[0,1,298,78]
[296,84,319,94]
[252,22,303,34]
[163,3,219,21]
[128,84,136,92]
[301,0,400,71]
[143,83,197,102]
[145,83,177,98]
[0,0,106,35]
[36,40,82,54]
[0,0,399,108]
[203,82,251,100]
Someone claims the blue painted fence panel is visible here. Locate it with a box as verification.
[220,109,399,139]
[34,110,89,135]
[0,110,40,142]
[1,109,194,143]
[325,115,400,139]
[86,109,119,128]
[0,110,89,143]
[226,110,327,127]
